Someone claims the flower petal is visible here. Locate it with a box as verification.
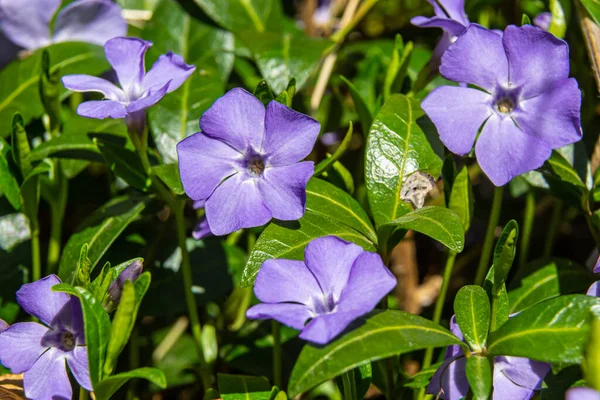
[440,24,508,91]
[514,78,582,148]
[51,297,85,343]
[104,37,150,91]
[67,346,93,391]
[246,303,313,330]
[52,0,127,46]
[410,16,466,37]
[176,132,240,201]
[427,354,469,400]
[503,24,570,99]
[422,86,492,155]
[0,30,20,68]
[199,88,265,152]
[77,100,127,119]
[298,311,360,345]
[336,251,396,315]
[192,216,213,240]
[496,356,550,390]
[62,74,124,101]
[262,101,320,166]
[16,275,69,326]
[0,322,48,373]
[0,0,57,49]
[257,162,313,221]
[142,52,195,93]
[204,173,271,236]
[126,82,170,113]
[566,387,600,400]
[437,0,469,24]
[587,281,600,296]
[304,236,364,303]
[492,366,536,400]
[253,259,323,305]
[475,114,552,186]
[23,348,72,400]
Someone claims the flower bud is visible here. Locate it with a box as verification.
[107,260,143,306]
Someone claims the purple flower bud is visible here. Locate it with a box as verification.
[533,12,552,31]
[108,260,144,306]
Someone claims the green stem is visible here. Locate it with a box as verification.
[47,169,68,274]
[543,200,563,258]
[518,190,535,269]
[341,371,357,400]
[127,327,140,400]
[475,186,504,285]
[79,386,88,400]
[31,223,41,282]
[330,0,380,43]
[272,320,282,388]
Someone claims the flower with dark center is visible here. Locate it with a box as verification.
[0,275,92,399]
[177,88,320,236]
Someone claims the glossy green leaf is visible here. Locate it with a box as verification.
[492,220,519,296]
[0,138,21,210]
[52,284,111,385]
[365,94,443,227]
[254,79,274,104]
[95,137,151,192]
[153,164,184,195]
[193,0,281,33]
[454,286,490,351]
[483,266,510,329]
[584,308,600,390]
[340,76,373,135]
[288,310,464,397]
[379,206,464,253]
[218,373,272,399]
[581,0,600,25]
[94,368,167,400]
[448,167,473,233]
[242,31,331,94]
[241,178,376,286]
[58,196,148,284]
[315,122,353,176]
[466,356,492,400]
[543,150,587,189]
[0,42,108,137]
[508,259,594,313]
[487,295,600,363]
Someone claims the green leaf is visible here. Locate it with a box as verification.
[0,42,108,137]
[549,0,568,38]
[454,286,490,352]
[288,310,463,397]
[0,213,30,252]
[543,150,587,190]
[522,14,532,25]
[193,0,281,33]
[95,137,151,192]
[254,79,274,104]
[241,178,377,286]
[52,284,111,385]
[0,138,21,210]
[487,295,600,363]
[58,195,148,284]
[383,35,412,101]
[508,258,594,313]
[218,373,272,400]
[492,220,519,296]
[314,122,353,176]
[94,368,167,400]
[242,31,331,94]
[584,308,600,391]
[466,356,492,400]
[581,0,600,25]
[11,113,32,177]
[448,166,473,232]
[365,94,443,227]
[483,266,510,329]
[152,164,184,195]
[379,206,464,253]
[339,76,373,135]
[74,243,92,288]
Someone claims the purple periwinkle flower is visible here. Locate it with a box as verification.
[411,0,469,70]
[428,316,550,399]
[0,0,126,66]
[0,275,92,400]
[193,216,213,240]
[177,88,320,236]
[62,37,195,133]
[566,387,600,400]
[107,260,143,307]
[534,12,552,31]
[246,236,397,344]
[422,24,582,186]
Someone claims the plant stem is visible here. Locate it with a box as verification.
[330,0,380,43]
[31,224,41,282]
[341,370,357,400]
[543,200,563,258]
[272,320,282,388]
[475,186,504,286]
[79,387,88,400]
[518,190,535,269]
[422,251,457,370]
[47,166,68,274]
[489,293,499,333]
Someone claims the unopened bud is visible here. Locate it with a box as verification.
[108,260,143,306]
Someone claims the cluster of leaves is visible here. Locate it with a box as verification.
[1,0,600,399]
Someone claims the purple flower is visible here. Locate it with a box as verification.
[62,37,195,133]
[107,260,143,307]
[0,0,126,65]
[246,236,396,344]
[192,216,213,240]
[411,0,469,70]
[428,316,550,399]
[177,88,320,236]
[566,387,600,400]
[533,12,552,31]
[0,275,92,399]
[422,24,582,186]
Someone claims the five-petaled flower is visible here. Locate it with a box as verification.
[246,236,397,344]
[0,275,92,400]
[62,37,195,133]
[0,0,126,67]
[177,88,320,236]
[411,0,469,70]
[422,24,582,186]
[428,316,550,399]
